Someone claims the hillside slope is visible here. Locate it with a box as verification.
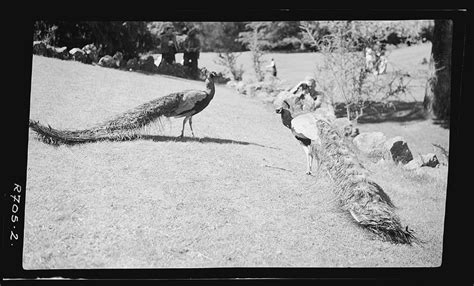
[25,55,447,268]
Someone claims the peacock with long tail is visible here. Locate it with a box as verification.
[276,99,419,245]
[29,71,218,145]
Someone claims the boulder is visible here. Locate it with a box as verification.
[333,117,360,138]
[403,159,421,171]
[69,48,86,62]
[126,58,139,71]
[48,46,69,60]
[353,132,387,155]
[383,136,413,164]
[98,52,123,68]
[32,41,47,56]
[404,153,440,171]
[420,153,440,167]
[234,81,247,95]
[82,43,99,63]
[138,55,157,73]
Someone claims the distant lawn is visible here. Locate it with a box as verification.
[183,42,432,100]
[24,45,448,269]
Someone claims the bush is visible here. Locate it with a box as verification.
[302,21,412,122]
[237,22,270,82]
[33,21,155,60]
[214,52,244,81]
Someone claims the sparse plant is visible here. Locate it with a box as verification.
[214,52,244,81]
[237,22,271,82]
[301,21,412,122]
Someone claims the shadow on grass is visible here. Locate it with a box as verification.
[141,134,280,150]
[334,100,432,125]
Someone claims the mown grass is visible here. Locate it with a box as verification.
[24,43,448,269]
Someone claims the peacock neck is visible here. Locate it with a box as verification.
[205,79,215,97]
[280,109,293,129]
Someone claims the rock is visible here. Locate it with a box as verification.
[353,132,387,155]
[98,55,115,67]
[214,72,231,84]
[69,48,86,62]
[98,52,123,68]
[384,136,413,164]
[403,159,421,170]
[234,81,247,94]
[333,118,359,138]
[82,43,99,63]
[48,46,69,60]
[126,58,139,71]
[33,41,48,56]
[138,55,157,72]
[420,153,440,167]
[226,80,239,89]
[403,153,439,171]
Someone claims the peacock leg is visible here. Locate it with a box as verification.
[189,116,195,137]
[302,145,312,175]
[180,117,190,137]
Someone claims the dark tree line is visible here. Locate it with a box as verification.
[33,21,434,58]
[33,21,154,60]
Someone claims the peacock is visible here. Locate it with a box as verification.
[276,100,321,175]
[29,71,218,145]
[276,99,418,245]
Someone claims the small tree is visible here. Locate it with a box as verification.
[237,22,271,82]
[301,21,411,122]
[302,21,367,120]
[214,52,244,81]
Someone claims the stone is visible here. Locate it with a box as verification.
[82,43,99,63]
[333,117,360,138]
[48,46,69,60]
[420,153,440,167]
[33,41,48,56]
[384,136,413,164]
[98,52,123,68]
[138,55,157,72]
[403,158,421,170]
[69,48,86,62]
[403,153,440,171]
[353,132,387,154]
[234,81,247,95]
[126,58,139,71]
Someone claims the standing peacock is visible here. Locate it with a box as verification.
[276,98,418,245]
[29,71,218,145]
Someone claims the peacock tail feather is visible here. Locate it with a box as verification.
[29,93,183,145]
[314,118,419,245]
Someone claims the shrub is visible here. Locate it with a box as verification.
[302,21,412,122]
[214,52,244,81]
[237,22,271,82]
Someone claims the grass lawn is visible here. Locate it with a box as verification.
[24,43,448,269]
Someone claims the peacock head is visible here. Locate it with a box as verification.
[208,71,217,79]
[275,100,293,129]
[275,99,291,114]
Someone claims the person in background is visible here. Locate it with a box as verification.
[267,58,277,77]
[365,47,375,72]
[289,76,324,112]
[182,27,201,78]
[160,24,178,65]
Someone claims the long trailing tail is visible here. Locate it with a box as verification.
[314,117,419,245]
[29,93,183,145]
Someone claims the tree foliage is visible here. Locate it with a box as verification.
[33,21,155,60]
[302,21,412,121]
[33,20,434,56]
[237,22,271,82]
